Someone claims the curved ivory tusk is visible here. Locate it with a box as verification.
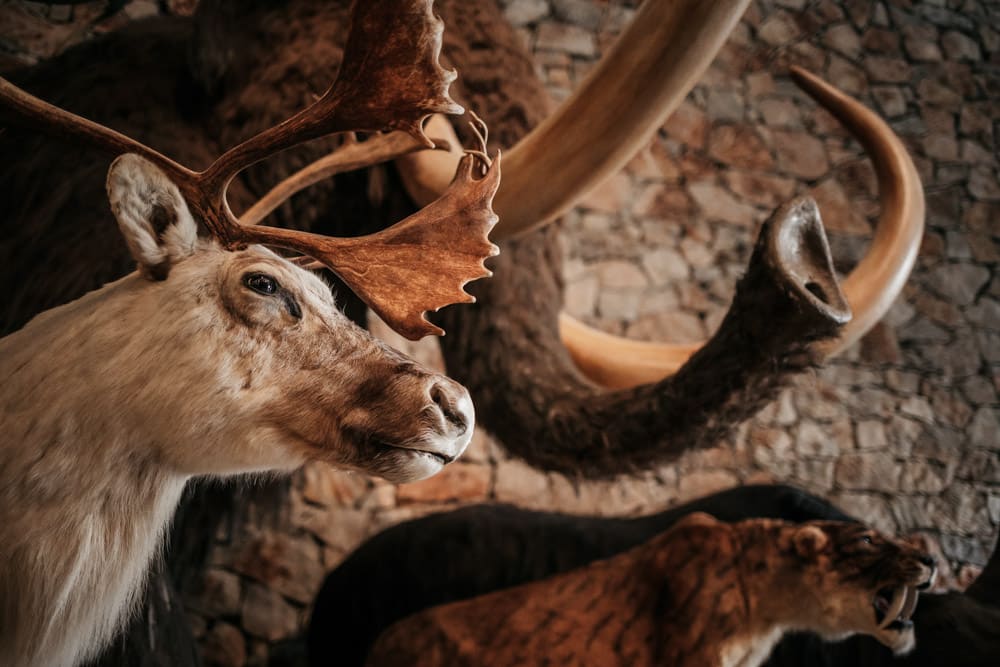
[557,315,701,389]
[493,0,752,240]
[790,67,925,358]
[397,71,924,388]
[559,69,925,388]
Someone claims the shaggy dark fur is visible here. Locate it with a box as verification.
[307,484,855,666]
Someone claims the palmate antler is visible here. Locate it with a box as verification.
[0,0,499,340]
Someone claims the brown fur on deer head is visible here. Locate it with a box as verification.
[100,153,474,481]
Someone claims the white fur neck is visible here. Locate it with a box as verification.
[0,280,191,667]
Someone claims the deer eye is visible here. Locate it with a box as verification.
[860,535,873,545]
[244,273,278,295]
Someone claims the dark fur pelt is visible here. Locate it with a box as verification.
[307,484,855,667]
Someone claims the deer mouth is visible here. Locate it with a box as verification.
[379,441,456,466]
[367,438,460,483]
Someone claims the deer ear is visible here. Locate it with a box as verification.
[794,525,830,558]
[107,154,199,280]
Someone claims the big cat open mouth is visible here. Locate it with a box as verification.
[873,585,918,631]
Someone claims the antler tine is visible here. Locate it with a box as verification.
[463,111,492,174]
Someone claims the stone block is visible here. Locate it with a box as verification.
[835,452,900,492]
[503,0,549,26]
[771,130,830,179]
[203,622,247,667]
[231,533,325,605]
[535,21,595,56]
[189,568,243,618]
[708,124,774,168]
[241,584,299,642]
[677,470,739,501]
[299,464,368,507]
[396,462,491,503]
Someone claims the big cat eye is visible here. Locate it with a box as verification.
[244,273,278,295]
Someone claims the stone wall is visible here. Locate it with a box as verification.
[2,1,997,665]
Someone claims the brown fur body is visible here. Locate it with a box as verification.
[367,515,935,667]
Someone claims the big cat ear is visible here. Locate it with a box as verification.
[794,525,831,559]
[107,154,199,280]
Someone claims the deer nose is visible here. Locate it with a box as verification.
[429,380,472,435]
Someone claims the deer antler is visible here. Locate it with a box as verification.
[0,0,497,340]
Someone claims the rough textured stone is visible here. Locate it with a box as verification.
[231,533,325,605]
[824,23,861,58]
[836,453,901,492]
[299,464,367,507]
[705,89,745,122]
[795,421,841,458]
[688,181,758,226]
[771,130,830,179]
[664,101,709,148]
[551,0,602,30]
[941,30,982,61]
[595,260,648,289]
[677,470,740,500]
[865,56,911,83]
[925,263,991,305]
[202,622,247,667]
[535,22,595,56]
[504,0,549,26]
[396,462,491,503]
[241,584,299,642]
[900,460,954,494]
[296,504,370,557]
[189,568,242,618]
[871,86,908,117]
[856,420,889,451]
[758,13,801,45]
[707,124,774,169]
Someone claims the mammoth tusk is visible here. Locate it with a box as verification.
[558,68,925,388]
[494,0,752,239]
[397,69,923,388]
[790,67,925,359]
[398,67,923,388]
